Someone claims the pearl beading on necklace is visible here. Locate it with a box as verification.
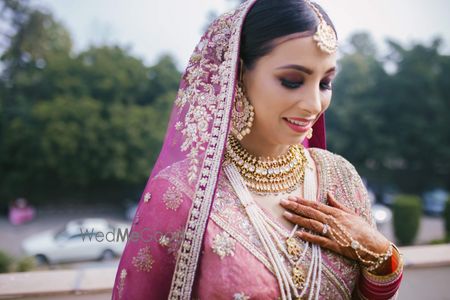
[223,149,322,300]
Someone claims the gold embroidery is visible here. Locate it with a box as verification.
[163,186,183,211]
[132,246,154,272]
[212,231,236,259]
[169,2,262,297]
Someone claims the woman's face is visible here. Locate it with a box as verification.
[242,35,337,146]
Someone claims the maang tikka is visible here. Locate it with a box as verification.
[231,58,254,141]
[304,0,338,54]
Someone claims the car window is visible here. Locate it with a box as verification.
[54,227,68,240]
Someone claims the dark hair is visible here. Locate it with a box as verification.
[240,0,337,70]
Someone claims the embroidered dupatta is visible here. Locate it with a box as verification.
[112,1,328,299]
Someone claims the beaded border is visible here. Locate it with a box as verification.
[168,2,256,298]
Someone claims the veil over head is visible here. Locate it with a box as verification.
[113,1,326,299]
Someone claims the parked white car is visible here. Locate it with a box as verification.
[22,218,130,264]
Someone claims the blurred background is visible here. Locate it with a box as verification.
[0,0,449,299]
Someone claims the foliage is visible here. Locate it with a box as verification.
[327,33,450,194]
[0,250,12,273]
[0,1,180,206]
[15,256,36,272]
[1,1,449,207]
[444,197,450,238]
[392,195,421,245]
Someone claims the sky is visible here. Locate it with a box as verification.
[32,0,450,70]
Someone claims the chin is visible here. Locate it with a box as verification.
[283,134,307,146]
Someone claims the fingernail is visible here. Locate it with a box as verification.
[287,196,296,201]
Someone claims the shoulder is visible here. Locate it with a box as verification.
[307,148,374,226]
[307,148,363,188]
[307,147,358,175]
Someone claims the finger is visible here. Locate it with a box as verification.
[289,196,341,218]
[283,212,326,234]
[327,192,355,215]
[296,231,342,255]
[280,199,328,223]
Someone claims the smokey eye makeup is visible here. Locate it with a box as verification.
[279,77,333,90]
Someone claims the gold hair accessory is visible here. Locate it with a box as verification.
[231,59,254,140]
[225,134,307,195]
[304,0,338,54]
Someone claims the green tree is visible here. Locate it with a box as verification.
[0,1,181,206]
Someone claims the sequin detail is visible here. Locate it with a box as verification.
[144,192,152,203]
[212,231,236,259]
[233,292,250,300]
[117,268,127,299]
[159,235,170,247]
[132,246,154,272]
[163,186,183,211]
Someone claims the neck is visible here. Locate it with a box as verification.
[238,131,290,159]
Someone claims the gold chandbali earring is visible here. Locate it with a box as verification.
[231,59,254,141]
[304,0,338,54]
[306,128,313,139]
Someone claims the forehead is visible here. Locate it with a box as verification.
[259,35,337,73]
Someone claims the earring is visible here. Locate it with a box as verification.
[306,128,313,139]
[231,60,254,140]
[231,81,254,140]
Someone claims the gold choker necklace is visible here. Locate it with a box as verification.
[224,135,307,195]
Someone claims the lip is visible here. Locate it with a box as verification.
[283,117,312,133]
[286,117,315,122]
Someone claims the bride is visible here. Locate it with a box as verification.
[112,0,403,299]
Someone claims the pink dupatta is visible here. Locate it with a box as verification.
[112,1,327,299]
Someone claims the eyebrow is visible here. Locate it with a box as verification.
[276,64,336,75]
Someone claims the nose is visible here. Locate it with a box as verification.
[297,82,322,115]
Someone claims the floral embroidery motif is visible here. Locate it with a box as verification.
[132,246,154,272]
[163,186,183,211]
[167,229,184,258]
[144,192,152,203]
[159,234,170,247]
[117,268,127,299]
[172,11,238,184]
[233,292,250,300]
[169,2,260,297]
[212,231,236,259]
[157,229,185,259]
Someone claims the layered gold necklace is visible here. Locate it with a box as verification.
[224,134,307,195]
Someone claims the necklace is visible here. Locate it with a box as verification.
[223,160,323,300]
[224,134,307,195]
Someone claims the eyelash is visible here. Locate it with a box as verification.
[280,79,332,91]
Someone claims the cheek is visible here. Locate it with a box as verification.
[321,92,332,111]
[248,77,286,120]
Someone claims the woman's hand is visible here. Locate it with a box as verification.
[280,192,391,265]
